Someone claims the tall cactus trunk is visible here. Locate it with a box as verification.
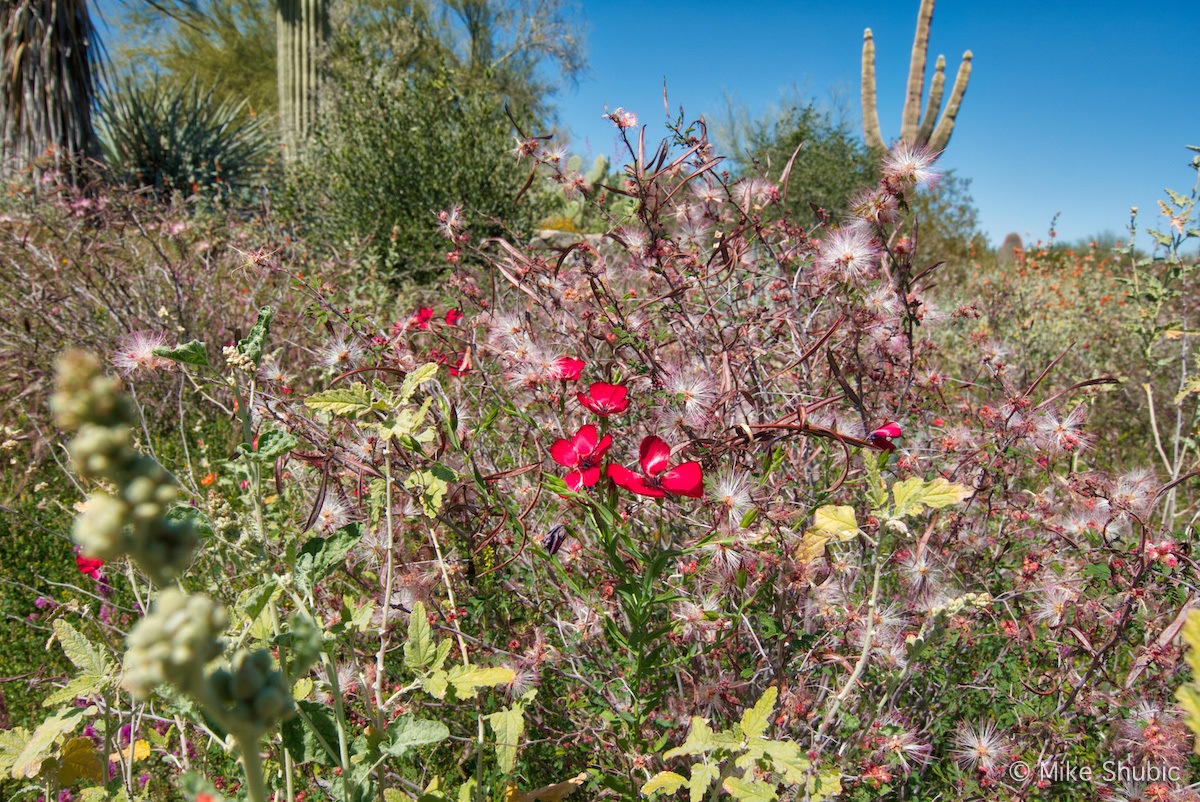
[860,0,972,154]
[0,0,99,187]
[276,0,328,161]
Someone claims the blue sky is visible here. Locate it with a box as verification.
[549,1,1200,248]
[94,0,1199,248]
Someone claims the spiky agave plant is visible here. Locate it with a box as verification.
[0,0,100,186]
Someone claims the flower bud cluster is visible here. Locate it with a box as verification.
[223,344,257,373]
[52,350,199,581]
[124,589,227,699]
[209,649,296,738]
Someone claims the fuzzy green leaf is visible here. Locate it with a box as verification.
[664,717,717,759]
[380,715,449,758]
[405,602,435,670]
[0,727,30,777]
[890,477,926,518]
[12,708,81,779]
[304,383,374,417]
[41,674,108,708]
[405,465,456,517]
[812,505,858,539]
[399,362,439,404]
[152,339,209,367]
[57,737,103,785]
[642,772,687,796]
[722,776,776,802]
[238,429,298,462]
[758,739,808,784]
[295,523,362,595]
[446,665,515,699]
[281,700,341,766]
[689,764,719,802]
[237,306,273,365]
[739,686,777,739]
[486,703,525,773]
[920,477,972,509]
[52,620,110,677]
[420,669,449,700]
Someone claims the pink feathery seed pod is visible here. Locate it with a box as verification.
[608,436,704,499]
[550,424,613,491]
[112,331,171,375]
[577,382,629,416]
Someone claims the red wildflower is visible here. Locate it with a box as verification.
[554,356,585,381]
[76,555,104,579]
[867,422,902,453]
[607,436,704,498]
[577,382,629,416]
[550,425,612,491]
[409,307,435,330]
[445,308,464,325]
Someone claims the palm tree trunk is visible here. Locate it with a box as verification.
[1,0,99,186]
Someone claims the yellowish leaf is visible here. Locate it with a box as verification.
[109,739,150,764]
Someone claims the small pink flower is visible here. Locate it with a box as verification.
[76,555,104,579]
[445,309,464,326]
[554,356,585,381]
[605,107,638,129]
[112,331,171,375]
[550,425,612,491]
[607,436,704,498]
[867,422,902,453]
[578,382,629,416]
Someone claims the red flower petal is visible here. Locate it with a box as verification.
[660,461,704,497]
[607,464,665,497]
[571,424,599,457]
[639,436,671,476]
[871,422,902,439]
[578,465,602,488]
[76,555,104,579]
[554,356,585,381]
[550,438,580,468]
[445,309,464,325]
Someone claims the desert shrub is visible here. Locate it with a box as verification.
[5,119,1200,802]
[97,78,274,201]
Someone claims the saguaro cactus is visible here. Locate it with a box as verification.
[861,0,972,153]
[276,0,329,160]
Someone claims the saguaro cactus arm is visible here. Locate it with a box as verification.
[928,51,971,153]
[859,0,972,152]
[900,0,935,144]
[861,29,883,151]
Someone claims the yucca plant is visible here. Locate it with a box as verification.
[0,0,100,185]
[97,78,273,199]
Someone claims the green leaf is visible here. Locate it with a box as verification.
[399,362,439,403]
[890,477,926,518]
[919,477,972,509]
[739,686,777,739]
[380,715,449,758]
[237,306,273,365]
[52,620,109,677]
[238,429,298,463]
[722,776,776,802]
[664,717,717,759]
[165,504,215,541]
[0,727,30,777]
[152,339,209,368]
[377,397,433,441]
[295,523,363,595]
[758,739,808,783]
[807,768,842,801]
[419,669,449,700]
[57,737,103,785]
[445,665,514,699]
[642,771,687,796]
[12,708,81,779]
[305,383,374,417]
[485,703,525,773]
[41,675,108,708]
[812,505,857,539]
[281,700,341,766]
[404,601,435,670]
[405,465,456,517]
[689,764,719,802]
[237,581,281,624]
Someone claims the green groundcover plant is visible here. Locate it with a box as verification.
[5,105,1200,802]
